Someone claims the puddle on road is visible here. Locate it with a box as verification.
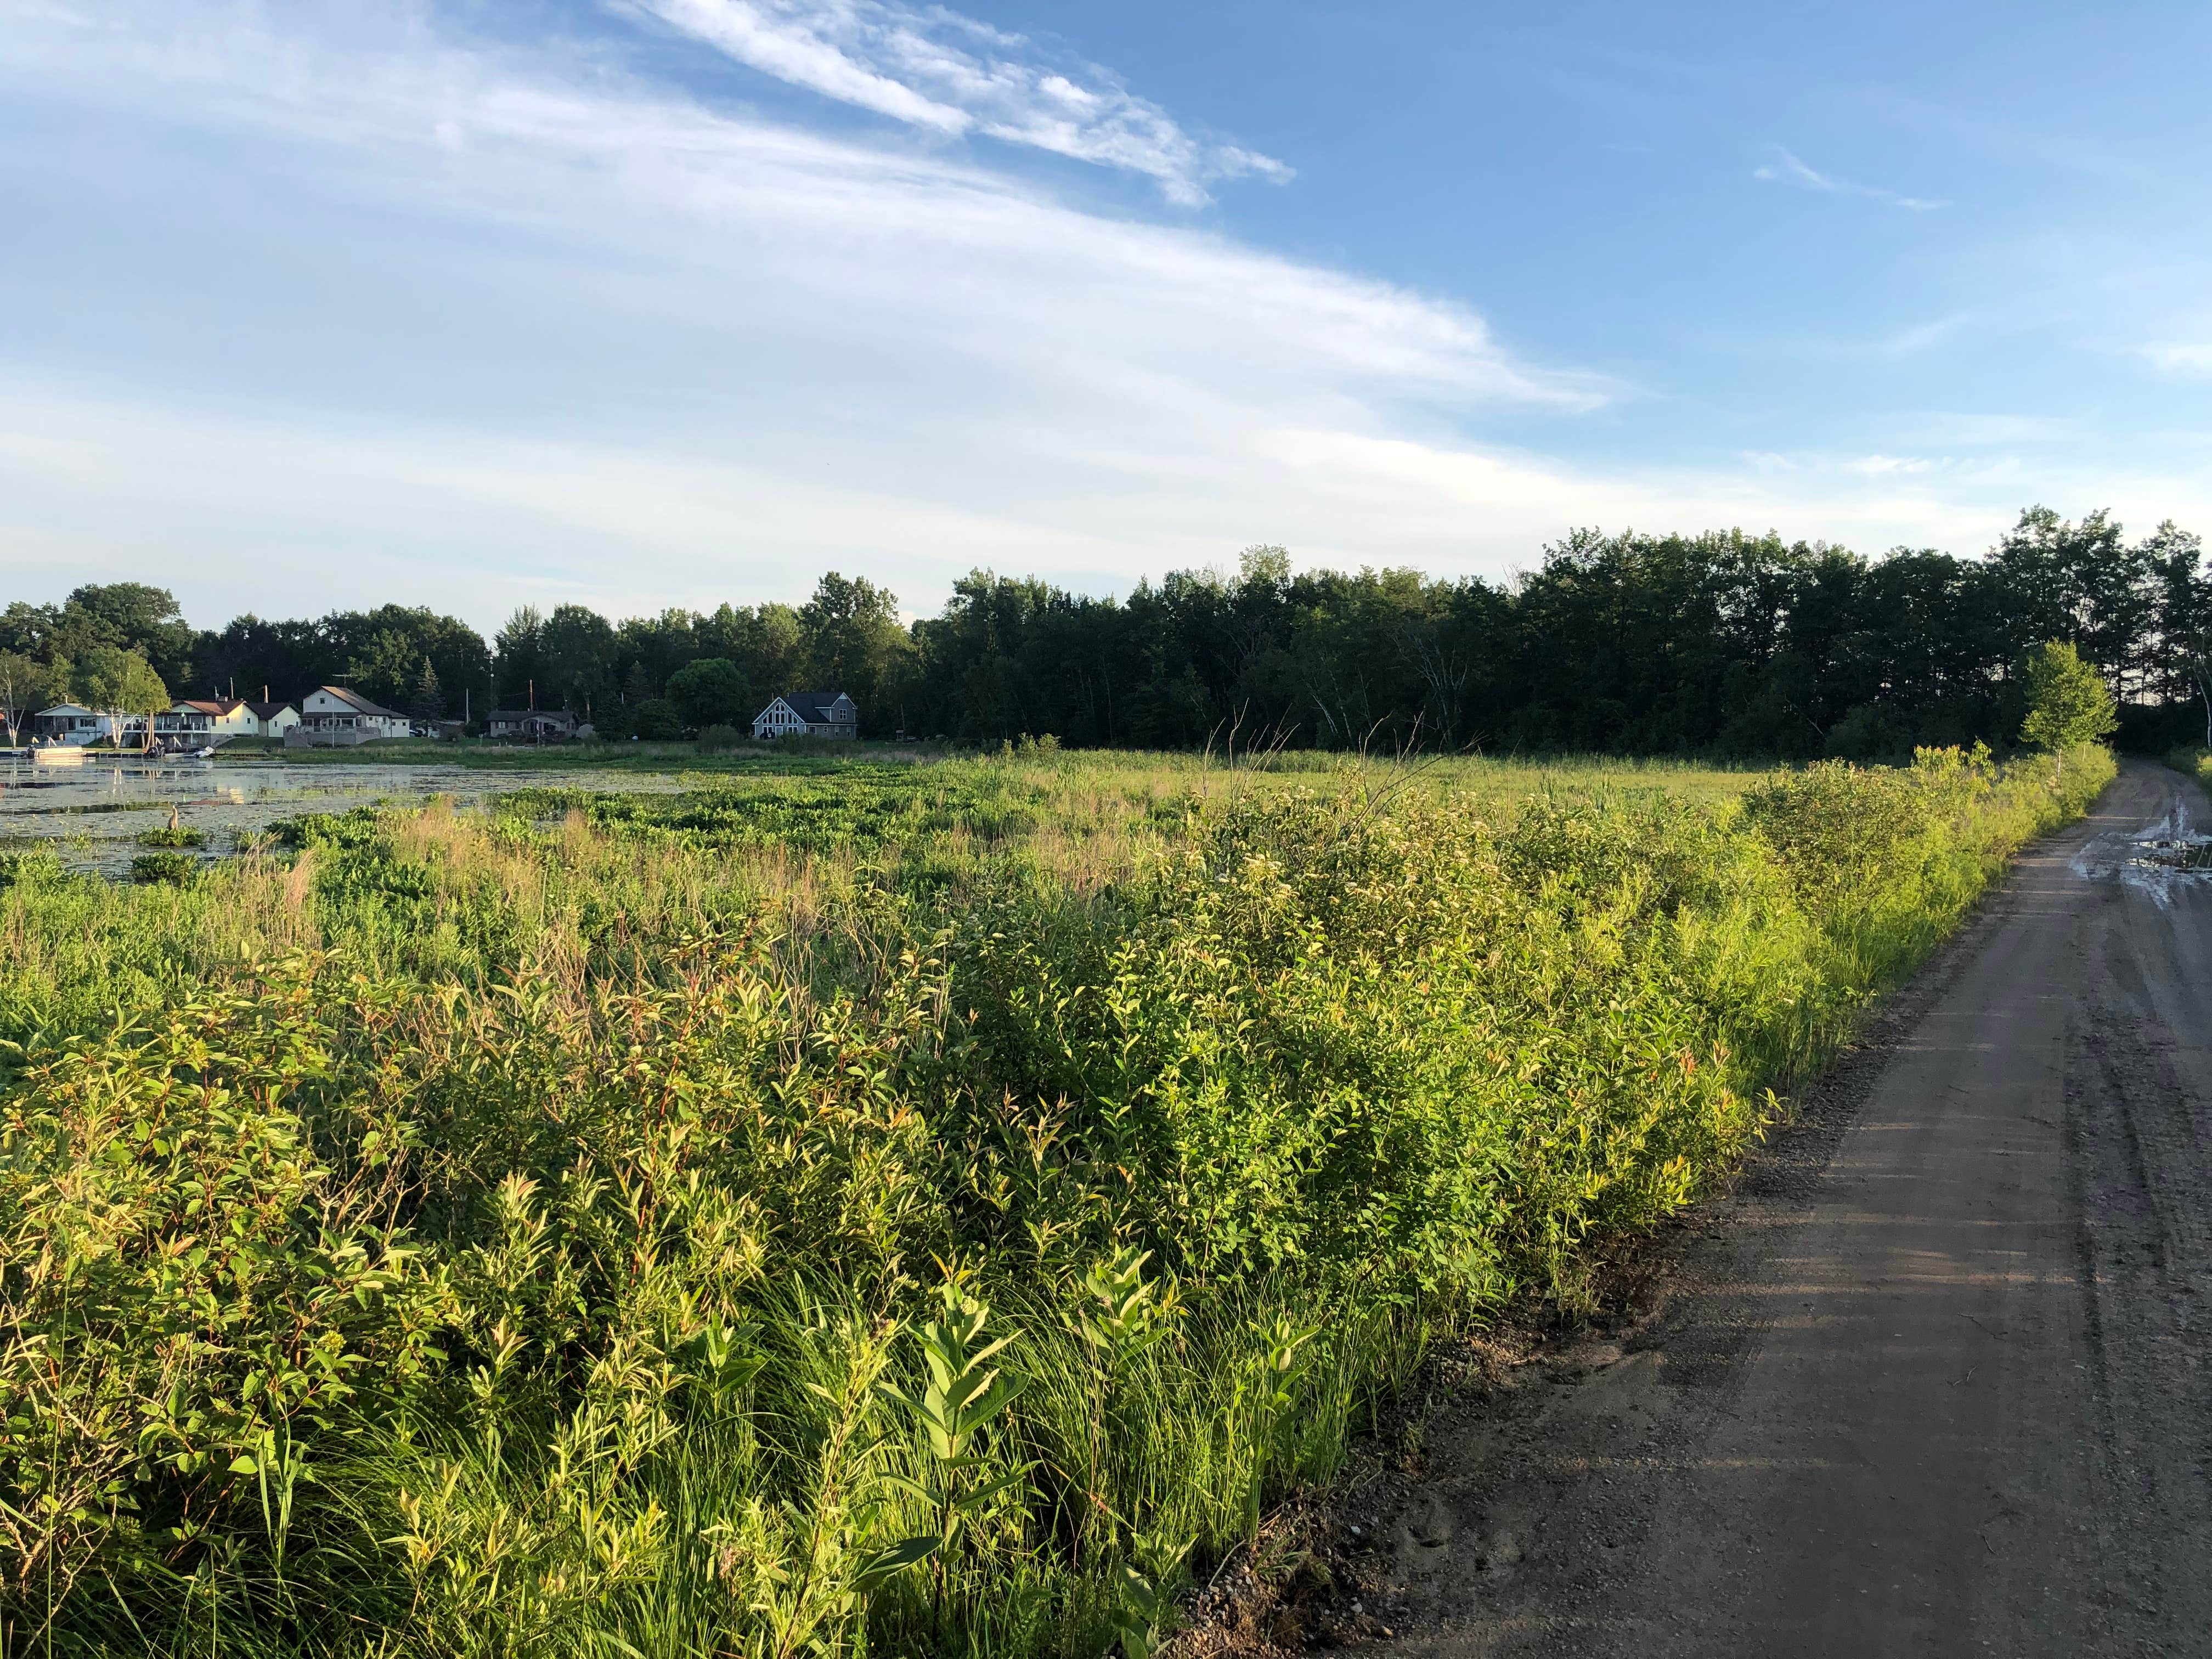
[2069,787,2212,905]
[2130,837,2212,872]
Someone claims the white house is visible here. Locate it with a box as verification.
[154,698,264,746]
[751,691,859,741]
[245,699,300,738]
[291,686,410,745]
[29,703,105,744]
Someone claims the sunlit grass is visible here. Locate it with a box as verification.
[0,743,2112,1657]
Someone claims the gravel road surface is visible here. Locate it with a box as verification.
[1350,760,2212,1657]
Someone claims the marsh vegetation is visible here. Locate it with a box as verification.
[0,745,2112,1656]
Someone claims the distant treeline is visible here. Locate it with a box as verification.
[4,506,2204,757]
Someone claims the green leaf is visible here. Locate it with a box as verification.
[877,1472,936,1507]
[851,1535,938,1589]
[949,1468,1030,1514]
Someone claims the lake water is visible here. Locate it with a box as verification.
[0,757,684,877]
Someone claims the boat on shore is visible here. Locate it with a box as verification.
[31,746,90,765]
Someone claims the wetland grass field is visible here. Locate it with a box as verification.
[0,744,2113,1657]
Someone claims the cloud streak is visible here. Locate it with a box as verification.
[0,1,1568,404]
[7,2,2183,634]
[1754,146,1947,211]
[627,0,1291,204]
[0,0,1618,622]
[5,379,2098,634]
[2140,337,2212,375]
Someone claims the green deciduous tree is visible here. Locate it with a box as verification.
[2018,639,2117,776]
[340,608,493,714]
[49,584,198,690]
[195,613,326,701]
[2142,521,2211,745]
[1992,509,2152,697]
[0,652,63,744]
[665,658,752,732]
[632,697,685,740]
[494,606,547,708]
[803,573,912,733]
[73,646,168,745]
[539,603,620,714]
[192,608,488,709]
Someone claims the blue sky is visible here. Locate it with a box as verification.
[4,0,2209,630]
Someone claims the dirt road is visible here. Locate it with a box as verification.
[1348,760,2212,1657]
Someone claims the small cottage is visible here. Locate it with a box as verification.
[291,686,410,745]
[751,691,859,741]
[487,709,582,742]
[29,703,105,743]
[245,700,300,739]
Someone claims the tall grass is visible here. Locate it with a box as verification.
[0,743,2112,1655]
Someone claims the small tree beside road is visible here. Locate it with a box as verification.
[2019,639,2117,778]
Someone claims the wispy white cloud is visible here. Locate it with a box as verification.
[2140,336,2212,375]
[7,380,2117,632]
[1874,309,1974,354]
[1887,412,2080,448]
[3,2,2193,631]
[625,0,1290,204]
[1842,453,1939,477]
[0,2,1572,404]
[1754,146,1947,211]
[1725,445,2056,497]
[0,0,1616,620]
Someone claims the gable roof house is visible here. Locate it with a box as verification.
[29,703,104,744]
[751,691,859,741]
[153,698,263,747]
[486,708,582,742]
[287,686,410,746]
[245,700,300,738]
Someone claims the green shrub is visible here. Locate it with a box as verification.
[128,850,197,884]
[0,847,63,889]
[0,990,450,1612]
[633,697,686,740]
[137,824,207,848]
[695,723,746,752]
